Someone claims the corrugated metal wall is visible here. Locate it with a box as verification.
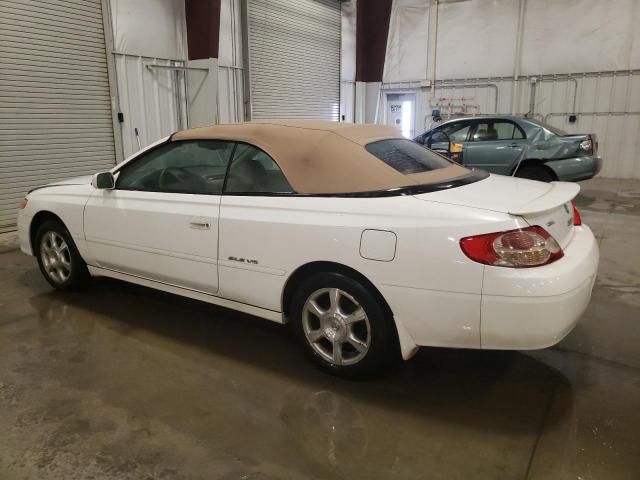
[0,0,116,232]
[245,0,341,121]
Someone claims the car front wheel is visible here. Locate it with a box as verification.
[291,272,397,378]
[35,219,90,291]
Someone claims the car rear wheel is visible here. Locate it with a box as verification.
[515,164,555,182]
[291,272,397,379]
[35,220,90,291]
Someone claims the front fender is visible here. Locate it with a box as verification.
[19,185,95,261]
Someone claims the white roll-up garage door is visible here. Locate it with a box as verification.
[246,0,341,121]
[0,0,116,232]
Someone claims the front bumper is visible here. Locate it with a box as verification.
[480,224,599,349]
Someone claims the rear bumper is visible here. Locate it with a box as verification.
[480,225,599,349]
[545,155,602,182]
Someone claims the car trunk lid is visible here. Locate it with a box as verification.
[413,173,579,247]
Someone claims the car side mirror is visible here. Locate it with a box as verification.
[92,171,115,190]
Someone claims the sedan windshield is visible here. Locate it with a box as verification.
[365,139,452,174]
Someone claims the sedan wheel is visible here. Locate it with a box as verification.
[35,219,90,291]
[291,272,399,378]
[302,288,371,367]
[39,231,72,284]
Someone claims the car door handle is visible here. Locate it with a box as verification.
[189,217,211,230]
[509,144,522,148]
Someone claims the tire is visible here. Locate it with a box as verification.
[290,272,397,379]
[34,219,90,291]
[515,164,555,182]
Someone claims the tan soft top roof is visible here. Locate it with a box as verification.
[172,120,469,194]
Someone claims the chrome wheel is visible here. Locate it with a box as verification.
[39,231,72,284]
[302,288,371,366]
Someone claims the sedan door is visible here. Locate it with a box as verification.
[462,120,527,175]
[218,143,295,311]
[84,140,234,294]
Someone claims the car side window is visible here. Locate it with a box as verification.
[224,144,293,194]
[472,121,525,141]
[429,130,449,144]
[440,122,471,143]
[116,141,234,194]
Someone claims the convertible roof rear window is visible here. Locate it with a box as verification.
[366,139,452,175]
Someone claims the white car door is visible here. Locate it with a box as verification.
[84,140,235,294]
[218,143,295,310]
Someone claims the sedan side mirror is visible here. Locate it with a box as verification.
[92,171,115,190]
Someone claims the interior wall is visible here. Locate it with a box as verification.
[521,0,640,75]
[113,54,187,158]
[386,0,640,83]
[186,58,218,127]
[111,0,187,59]
[218,0,244,123]
[109,0,189,158]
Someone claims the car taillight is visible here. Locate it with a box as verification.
[572,202,582,226]
[579,139,593,154]
[460,226,564,268]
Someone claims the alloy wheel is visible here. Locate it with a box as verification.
[40,231,72,284]
[302,288,371,366]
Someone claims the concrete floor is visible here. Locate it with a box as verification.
[1,178,639,480]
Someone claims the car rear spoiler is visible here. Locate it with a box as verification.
[508,181,580,216]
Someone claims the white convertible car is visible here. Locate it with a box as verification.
[18,121,599,377]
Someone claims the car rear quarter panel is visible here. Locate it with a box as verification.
[544,155,601,181]
[219,195,520,349]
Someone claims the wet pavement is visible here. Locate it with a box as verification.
[1,178,639,479]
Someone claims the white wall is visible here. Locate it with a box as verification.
[111,0,187,59]
[386,0,640,83]
[186,58,218,128]
[521,0,640,75]
[108,0,188,158]
[381,0,640,178]
[113,53,187,158]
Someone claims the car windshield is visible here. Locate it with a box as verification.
[525,118,568,136]
[365,139,453,174]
